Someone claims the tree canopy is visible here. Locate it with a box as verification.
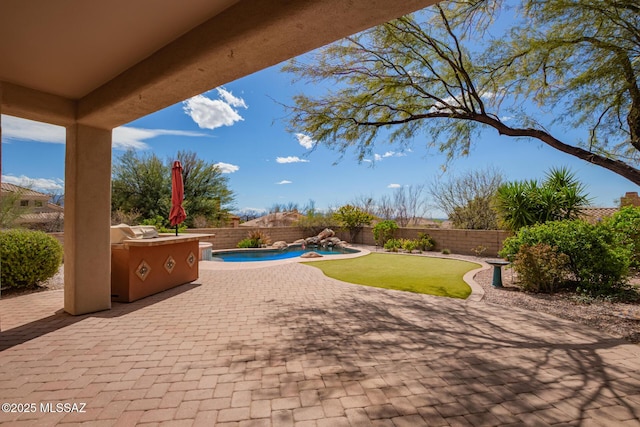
[112,150,235,227]
[283,0,640,184]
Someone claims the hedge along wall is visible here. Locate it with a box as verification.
[334,227,511,257]
[187,226,511,256]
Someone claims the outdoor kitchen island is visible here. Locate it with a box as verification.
[110,233,212,303]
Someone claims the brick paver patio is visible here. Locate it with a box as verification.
[1,260,639,426]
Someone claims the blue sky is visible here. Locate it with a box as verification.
[2,58,639,219]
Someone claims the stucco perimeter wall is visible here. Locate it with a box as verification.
[335,227,512,257]
[50,227,510,256]
[186,227,511,256]
[185,227,306,250]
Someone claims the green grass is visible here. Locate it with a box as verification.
[305,253,479,299]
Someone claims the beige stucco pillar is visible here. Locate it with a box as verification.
[64,124,112,315]
[0,84,2,305]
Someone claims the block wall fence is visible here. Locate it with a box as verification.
[185,226,512,257]
[49,227,511,257]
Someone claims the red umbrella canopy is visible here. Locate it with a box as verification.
[169,161,187,227]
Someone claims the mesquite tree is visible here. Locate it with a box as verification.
[284,0,640,184]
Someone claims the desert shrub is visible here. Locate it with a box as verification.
[512,243,571,293]
[0,229,63,289]
[500,220,631,296]
[238,230,271,248]
[472,245,487,257]
[606,206,640,270]
[416,232,435,251]
[384,238,403,252]
[373,220,398,246]
[402,238,418,252]
[247,230,271,246]
[441,248,451,255]
[237,238,260,248]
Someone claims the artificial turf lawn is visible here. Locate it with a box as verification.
[305,253,479,299]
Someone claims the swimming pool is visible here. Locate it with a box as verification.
[211,246,359,262]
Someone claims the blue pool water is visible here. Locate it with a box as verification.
[212,246,359,262]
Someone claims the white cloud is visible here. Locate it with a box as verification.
[295,133,314,149]
[500,116,514,122]
[1,115,205,150]
[370,150,408,162]
[2,174,64,192]
[383,151,406,158]
[1,115,65,143]
[276,180,292,185]
[276,156,309,164]
[183,87,248,130]
[387,183,401,189]
[217,87,247,108]
[112,127,205,150]
[214,162,239,174]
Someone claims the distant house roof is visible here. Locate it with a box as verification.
[239,211,304,227]
[17,211,64,224]
[581,207,618,224]
[1,182,50,198]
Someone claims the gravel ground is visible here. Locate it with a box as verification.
[474,264,640,343]
[3,256,640,343]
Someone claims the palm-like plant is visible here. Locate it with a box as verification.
[495,167,591,231]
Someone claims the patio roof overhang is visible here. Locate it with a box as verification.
[1,0,437,129]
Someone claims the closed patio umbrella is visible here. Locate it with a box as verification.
[169,160,187,235]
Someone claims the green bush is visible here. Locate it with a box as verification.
[402,238,418,252]
[1,229,63,289]
[333,204,374,242]
[512,243,571,293]
[416,232,435,251]
[500,220,631,296]
[606,206,640,270]
[384,238,403,252]
[373,220,398,246]
[237,238,260,248]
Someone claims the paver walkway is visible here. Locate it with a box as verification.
[1,261,639,426]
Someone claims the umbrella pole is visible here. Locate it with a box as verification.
[175,225,178,236]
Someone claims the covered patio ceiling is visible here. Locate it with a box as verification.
[1,0,439,316]
[1,0,438,129]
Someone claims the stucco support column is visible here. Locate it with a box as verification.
[0,84,3,305]
[64,124,112,315]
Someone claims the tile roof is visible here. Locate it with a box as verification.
[0,182,49,197]
[581,207,618,223]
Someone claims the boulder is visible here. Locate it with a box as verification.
[328,237,341,245]
[317,228,335,240]
[272,241,288,250]
[306,236,320,246]
[293,239,306,245]
[300,251,323,258]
